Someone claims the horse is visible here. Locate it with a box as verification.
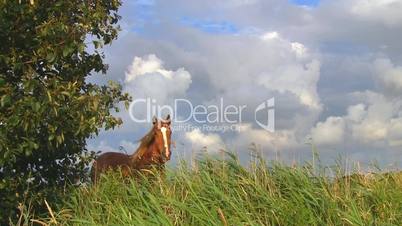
[91,115,172,183]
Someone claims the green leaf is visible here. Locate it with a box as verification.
[93,40,101,49]
[1,95,10,107]
[78,43,86,53]
[33,102,40,111]
[25,149,31,156]
[93,98,99,109]
[63,46,74,57]
[47,91,52,101]
[46,52,56,62]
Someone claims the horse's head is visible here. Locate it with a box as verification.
[152,115,172,162]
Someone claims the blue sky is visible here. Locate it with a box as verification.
[128,0,321,36]
[290,0,320,6]
[179,17,239,34]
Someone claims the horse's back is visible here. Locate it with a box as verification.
[92,152,132,182]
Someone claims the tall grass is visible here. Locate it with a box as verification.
[20,153,402,225]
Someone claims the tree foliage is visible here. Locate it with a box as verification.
[0,0,130,222]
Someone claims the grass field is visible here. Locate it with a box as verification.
[19,153,402,226]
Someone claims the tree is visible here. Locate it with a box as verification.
[0,0,130,222]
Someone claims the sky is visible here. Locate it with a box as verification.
[88,0,402,169]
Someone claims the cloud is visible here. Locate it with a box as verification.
[185,129,224,152]
[124,54,192,103]
[291,42,308,58]
[183,123,300,155]
[178,30,324,155]
[311,91,402,147]
[373,58,402,96]
[260,31,280,41]
[191,30,323,131]
[350,0,402,27]
[234,123,300,151]
[349,91,399,144]
[258,59,321,109]
[346,103,367,122]
[388,117,402,146]
[311,116,345,146]
[258,31,321,109]
[93,53,194,140]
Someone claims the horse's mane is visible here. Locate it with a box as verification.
[130,127,155,161]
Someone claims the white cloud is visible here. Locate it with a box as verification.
[124,54,192,103]
[183,123,300,155]
[256,32,321,109]
[311,117,345,146]
[125,54,166,82]
[349,92,395,144]
[174,30,324,156]
[346,104,367,122]
[258,59,321,109]
[185,129,224,152]
[388,117,402,146]
[312,91,402,146]
[373,58,402,95]
[234,123,300,151]
[352,120,388,142]
[351,0,402,26]
[260,31,280,41]
[222,0,259,7]
[291,42,308,58]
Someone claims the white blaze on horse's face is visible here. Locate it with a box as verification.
[160,126,169,158]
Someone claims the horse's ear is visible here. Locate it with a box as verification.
[152,116,158,125]
[165,114,171,125]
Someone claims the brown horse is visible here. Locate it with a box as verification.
[92,115,172,183]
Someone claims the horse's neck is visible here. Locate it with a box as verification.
[129,147,143,162]
[130,142,160,163]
